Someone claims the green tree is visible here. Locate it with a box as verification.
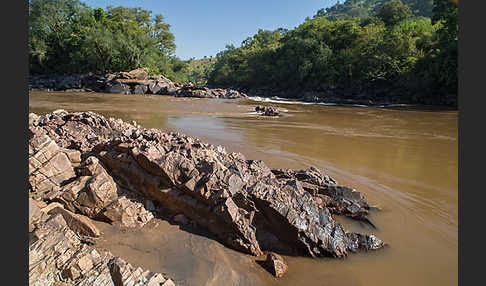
[376,0,412,26]
[28,0,187,82]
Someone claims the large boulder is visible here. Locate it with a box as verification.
[148,81,169,94]
[106,83,130,95]
[175,85,215,98]
[124,67,148,80]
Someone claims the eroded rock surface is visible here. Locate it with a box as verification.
[29,212,177,286]
[271,167,372,221]
[29,110,384,260]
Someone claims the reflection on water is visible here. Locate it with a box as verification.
[29,91,458,286]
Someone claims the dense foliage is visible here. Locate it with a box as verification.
[208,0,457,105]
[314,0,433,20]
[185,57,217,85]
[28,0,190,82]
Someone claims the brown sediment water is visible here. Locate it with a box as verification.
[29,91,458,286]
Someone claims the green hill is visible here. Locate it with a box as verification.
[314,0,433,20]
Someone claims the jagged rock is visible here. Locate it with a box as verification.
[45,204,101,237]
[100,196,154,228]
[64,149,82,166]
[53,156,119,218]
[29,131,76,196]
[133,84,148,95]
[346,233,385,252]
[255,105,280,116]
[29,212,176,286]
[263,252,288,278]
[272,167,372,221]
[29,111,384,259]
[109,257,174,286]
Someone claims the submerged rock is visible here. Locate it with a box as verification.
[255,105,280,116]
[29,110,385,259]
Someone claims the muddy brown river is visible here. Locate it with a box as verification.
[29,91,458,286]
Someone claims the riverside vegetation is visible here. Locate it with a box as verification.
[208,0,458,106]
[29,0,457,106]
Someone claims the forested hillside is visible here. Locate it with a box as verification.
[208,0,458,106]
[314,0,434,20]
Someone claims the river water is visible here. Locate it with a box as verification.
[29,91,458,286]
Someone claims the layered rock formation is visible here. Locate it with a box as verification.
[29,110,384,261]
[29,206,176,286]
[29,68,247,99]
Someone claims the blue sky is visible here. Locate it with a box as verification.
[82,1,339,60]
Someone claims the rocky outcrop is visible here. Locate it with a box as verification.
[29,110,385,260]
[29,118,154,229]
[29,68,246,99]
[29,211,177,286]
[174,84,247,99]
[255,105,280,116]
[271,167,372,221]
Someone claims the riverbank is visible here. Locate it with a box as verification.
[29,68,457,110]
[29,68,247,100]
[237,82,457,109]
